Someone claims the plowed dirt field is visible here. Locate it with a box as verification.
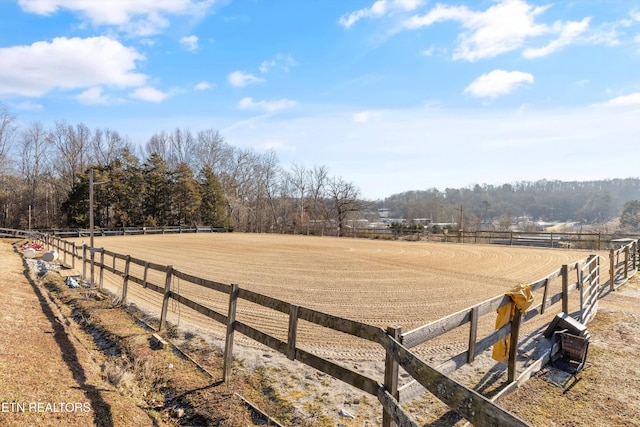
[69,233,593,366]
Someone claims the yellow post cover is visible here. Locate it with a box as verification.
[491,284,534,363]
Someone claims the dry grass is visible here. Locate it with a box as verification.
[500,274,640,427]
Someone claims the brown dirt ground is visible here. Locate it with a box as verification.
[70,233,594,361]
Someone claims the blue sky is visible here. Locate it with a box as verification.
[1,0,639,200]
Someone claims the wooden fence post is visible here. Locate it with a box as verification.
[143,262,149,288]
[540,278,550,315]
[223,283,239,383]
[122,255,131,304]
[383,326,401,427]
[71,242,76,269]
[561,264,569,314]
[99,249,105,289]
[507,310,522,383]
[467,306,479,363]
[287,304,299,360]
[159,265,173,332]
[624,246,630,280]
[609,249,615,291]
[82,244,87,279]
[578,268,585,323]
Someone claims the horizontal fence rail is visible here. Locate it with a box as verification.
[38,225,227,238]
[0,228,38,239]
[17,232,637,426]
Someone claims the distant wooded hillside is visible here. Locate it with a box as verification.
[373,179,640,228]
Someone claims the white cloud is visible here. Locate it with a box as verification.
[259,54,298,73]
[238,97,297,113]
[464,70,534,99]
[599,93,640,107]
[404,1,624,61]
[76,87,111,105]
[194,81,214,90]
[228,71,265,87]
[180,35,199,52]
[129,86,169,102]
[523,18,591,58]
[18,0,214,36]
[405,1,550,61]
[340,0,423,28]
[0,36,146,97]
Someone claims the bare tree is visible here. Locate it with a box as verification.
[0,103,18,227]
[326,176,363,237]
[252,150,282,233]
[91,127,132,166]
[289,162,310,234]
[147,128,198,172]
[145,130,170,164]
[19,121,52,228]
[309,165,329,235]
[259,150,283,232]
[50,121,91,193]
[195,129,228,173]
[0,103,17,173]
[218,147,259,231]
[168,128,197,171]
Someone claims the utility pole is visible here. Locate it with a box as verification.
[89,169,95,285]
[89,169,108,286]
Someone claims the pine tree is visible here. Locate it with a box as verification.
[172,162,201,226]
[142,153,171,226]
[199,166,229,228]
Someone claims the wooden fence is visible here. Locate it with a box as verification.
[609,239,639,291]
[453,230,603,249]
[25,233,637,426]
[39,225,226,238]
[0,227,38,238]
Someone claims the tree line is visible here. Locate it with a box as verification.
[0,103,364,236]
[376,179,640,232]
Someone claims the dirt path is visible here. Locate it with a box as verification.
[0,241,154,427]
